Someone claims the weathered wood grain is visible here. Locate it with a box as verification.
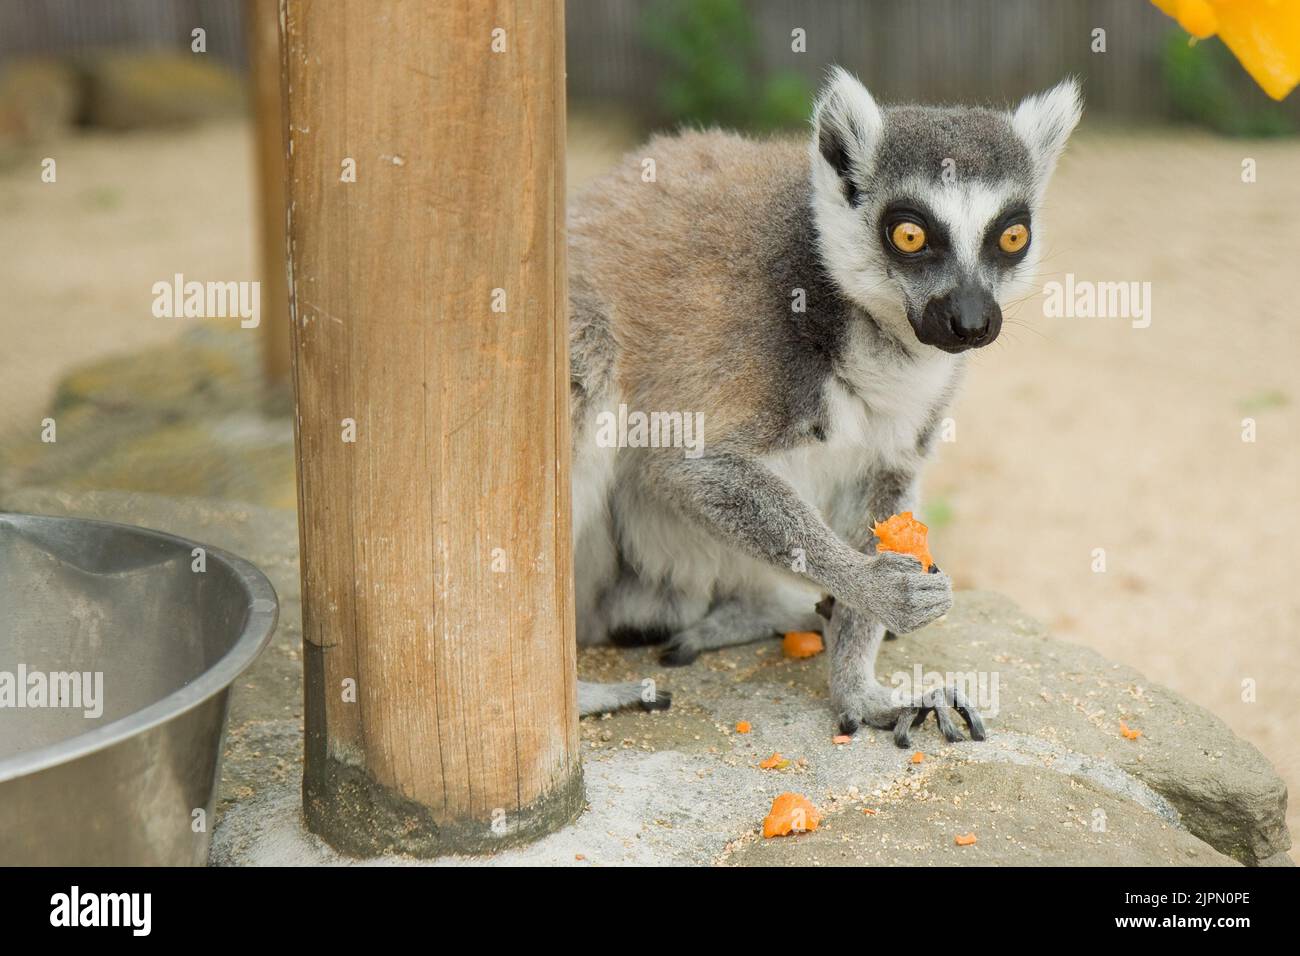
[282,0,579,855]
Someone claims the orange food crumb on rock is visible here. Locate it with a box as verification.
[872,512,935,572]
[762,793,821,838]
[782,631,825,659]
[735,721,751,734]
[1120,720,1143,740]
[910,751,925,764]
[759,753,790,770]
[832,734,852,745]
[955,833,977,846]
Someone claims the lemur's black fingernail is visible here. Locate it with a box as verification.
[929,564,941,574]
[815,595,836,620]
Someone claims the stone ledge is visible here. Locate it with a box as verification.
[3,487,1289,866]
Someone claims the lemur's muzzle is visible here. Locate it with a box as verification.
[915,282,1002,353]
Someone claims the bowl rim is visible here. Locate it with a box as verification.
[0,511,279,783]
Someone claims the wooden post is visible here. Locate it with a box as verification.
[281,0,580,855]
[247,0,291,389]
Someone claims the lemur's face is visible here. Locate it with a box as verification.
[809,70,1081,354]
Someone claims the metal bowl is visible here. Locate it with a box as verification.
[0,512,278,865]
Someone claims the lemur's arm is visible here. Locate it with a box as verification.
[653,451,948,635]
[821,466,982,746]
[839,466,921,553]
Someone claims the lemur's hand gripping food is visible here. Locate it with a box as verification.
[872,512,936,573]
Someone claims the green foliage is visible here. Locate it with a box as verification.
[1161,31,1294,136]
[1238,389,1289,413]
[641,0,811,131]
[921,497,954,530]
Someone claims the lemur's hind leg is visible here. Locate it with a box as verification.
[577,680,672,717]
[659,594,823,667]
[816,596,899,641]
[827,602,985,747]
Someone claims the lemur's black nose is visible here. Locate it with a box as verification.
[948,282,999,341]
[916,282,1002,352]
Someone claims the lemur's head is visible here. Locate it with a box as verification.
[809,68,1081,354]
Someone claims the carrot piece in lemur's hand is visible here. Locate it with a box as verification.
[762,793,821,838]
[872,511,935,572]
[782,631,824,659]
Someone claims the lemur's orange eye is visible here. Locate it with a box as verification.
[999,223,1029,254]
[889,221,926,254]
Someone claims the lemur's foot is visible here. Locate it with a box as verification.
[834,682,985,748]
[658,643,699,667]
[657,598,817,668]
[609,625,672,648]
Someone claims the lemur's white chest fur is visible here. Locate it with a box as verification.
[766,324,960,509]
[570,334,959,646]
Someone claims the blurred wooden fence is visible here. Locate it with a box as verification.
[0,0,248,68]
[0,0,1294,121]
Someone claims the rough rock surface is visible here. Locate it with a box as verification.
[2,487,1288,866]
[79,53,246,130]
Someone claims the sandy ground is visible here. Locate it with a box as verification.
[0,122,257,441]
[932,129,1300,852]
[1,114,1296,854]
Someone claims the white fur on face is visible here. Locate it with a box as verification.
[908,176,1042,308]
[808,71,1079,353]
[810,170,1041,340]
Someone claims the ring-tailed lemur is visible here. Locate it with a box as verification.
[570,69,1081,745]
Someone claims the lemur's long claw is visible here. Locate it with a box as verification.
[888,685,986,748]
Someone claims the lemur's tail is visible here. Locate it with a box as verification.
[577,680,672,717]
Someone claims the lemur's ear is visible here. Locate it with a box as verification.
[1011,78,1082,188]
[811,67,882,205]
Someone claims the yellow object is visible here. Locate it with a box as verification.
[1151,0,1300,100]
[889,221,926,254]
[999,223,1029,254]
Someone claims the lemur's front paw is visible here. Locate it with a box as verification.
[856,552,952,634]
[834,680,986,748]
[658,639,699,668]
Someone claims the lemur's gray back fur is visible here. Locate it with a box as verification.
[571,69,1081,728]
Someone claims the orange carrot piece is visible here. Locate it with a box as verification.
[762,793,821,838]
[872,512,935,572]
[782,631,825,659]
